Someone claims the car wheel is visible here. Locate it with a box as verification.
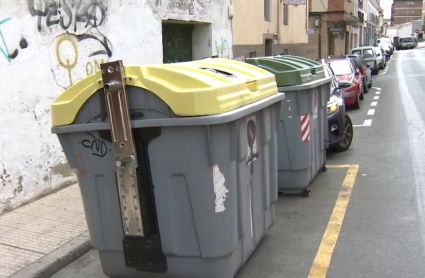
[363,82,368,94]
[367,79,372,88]
[331,115,354,152]
[359,86,364,100]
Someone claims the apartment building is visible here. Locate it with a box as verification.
[232,0,309,58]
[391,0,422,25]
[366,0,382,45]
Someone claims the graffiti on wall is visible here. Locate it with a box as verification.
[214,37,230,59]
[212,29,232,59]
[52,30,112,87]
[162,24,193,63]
[27,0,113,88]
[28,0,106,33]
[0,18,29,63]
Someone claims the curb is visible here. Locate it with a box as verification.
[10,232,92,278]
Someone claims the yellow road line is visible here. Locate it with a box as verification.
[308,165,360,278]
[326,165,351,169]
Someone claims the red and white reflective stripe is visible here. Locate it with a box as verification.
[300,114,310,143]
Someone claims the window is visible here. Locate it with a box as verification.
[329,61,353,75]
[283,4,289,25]
[352,49,361,56]
[249,52,257,58]
[363,49,374,58]
[264,0,271,21]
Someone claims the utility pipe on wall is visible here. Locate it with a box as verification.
[277,0,282,47]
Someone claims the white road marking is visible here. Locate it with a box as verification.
[373,96,380,100]
[371,101,378,106]
[373,87,382,90]
[397,50,425,255]
[353,119,372,127]
[367,109,375,115]
[376,91,380,95]
[363,119,372,126]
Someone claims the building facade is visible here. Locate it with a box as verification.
[232,0,309,58]
[0,0,233,213]
[391,0,423,25]
[366,0,381,45]
[308,0,364,59]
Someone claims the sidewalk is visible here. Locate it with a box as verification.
[0,184,91,278]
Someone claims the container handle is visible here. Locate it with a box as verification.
[246,79,259,93]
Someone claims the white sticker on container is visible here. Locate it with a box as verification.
[213,164,229,213]
[246,116,258,166]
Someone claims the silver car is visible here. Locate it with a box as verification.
[373,46,386,69]
[351,46,380,75]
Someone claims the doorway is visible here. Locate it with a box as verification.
[328,34,335,56]
[162,23,193,63]
[265,39,273,56]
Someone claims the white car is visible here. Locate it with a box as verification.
[351,46,380,75]
[377,37,394,54]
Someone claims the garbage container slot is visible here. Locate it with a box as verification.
[201,68,237,78]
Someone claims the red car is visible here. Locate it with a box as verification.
[325,58,364,109]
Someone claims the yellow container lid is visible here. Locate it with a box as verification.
[51,59,278,127]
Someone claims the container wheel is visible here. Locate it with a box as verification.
[302,189,311,197]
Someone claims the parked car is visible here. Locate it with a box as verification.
[351,46,380,75]
[322,63,354,152]
[373,46,386,69]
[399,36,416,50]
[377,37,394,54]
[325,57,364,109]
[345,54,372,92]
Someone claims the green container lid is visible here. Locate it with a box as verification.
[245,57,313,87]
[274,55,326,81]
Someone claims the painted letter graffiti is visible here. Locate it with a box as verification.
[80,133,108,157]
[0,18,12,62]
[51,31,113,87]
[27,0,107,33]
[215,38,230,59]
[55,35,78,86]
[212,30,233,59]
[0,18,29,63]
[27,0,113,88]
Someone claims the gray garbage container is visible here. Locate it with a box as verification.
[245,56,332,196]
[51,59,284,278]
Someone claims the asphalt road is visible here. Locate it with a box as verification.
[51,48,425,278]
